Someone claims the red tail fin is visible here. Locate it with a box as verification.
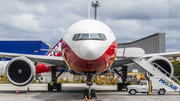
[36,39,63,74]
[46,39,62,57]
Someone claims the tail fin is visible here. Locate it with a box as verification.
[36,39,63,74]
[46,39,62,57]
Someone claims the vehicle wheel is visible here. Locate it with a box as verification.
[48,83,52,91]
[117,83,123,91]
[91,89,97,99]
[129,89,136,95]
[158,89,165,95]
[84,89,89,99]
[57,83,61,91]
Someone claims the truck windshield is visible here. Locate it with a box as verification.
[141,82,147,85]
[137,81,147,85]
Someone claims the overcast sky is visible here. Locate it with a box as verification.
[0,0,180,52]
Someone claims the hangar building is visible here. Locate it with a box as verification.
[0,41,49,61]
[118,32,166,73]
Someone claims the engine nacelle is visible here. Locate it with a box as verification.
[5,57,35,86]
[145,56,174,79]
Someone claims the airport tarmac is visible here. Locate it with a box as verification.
[0,83,180,101]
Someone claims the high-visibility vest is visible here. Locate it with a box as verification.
[50,81,53,86]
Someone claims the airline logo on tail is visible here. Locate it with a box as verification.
[46,39,62,57]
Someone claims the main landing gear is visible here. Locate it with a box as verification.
[114,66,131,91]
[48,66,65,91]
[83,72,97,99]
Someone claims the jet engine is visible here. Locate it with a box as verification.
[5,57,35,86]
[145,56,174,79]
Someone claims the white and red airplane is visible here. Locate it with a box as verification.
[0,19,180,98]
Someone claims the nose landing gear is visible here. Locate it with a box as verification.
[83,72,97,99]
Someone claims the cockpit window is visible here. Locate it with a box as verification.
[90,33,98,39]
[72,33,107,41]
[72,34,77,40]
[98,33,107,40]
[76,34,81,39]
[81,33,89,39]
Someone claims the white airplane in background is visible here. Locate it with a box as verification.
[0,19,180,98]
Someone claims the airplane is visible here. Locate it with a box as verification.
[0,19,180,98]
[0,39,63,75]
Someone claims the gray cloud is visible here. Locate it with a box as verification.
[0,0,180,52]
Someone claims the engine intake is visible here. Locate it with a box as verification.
[145,56,174,79]
[5,57,35,86]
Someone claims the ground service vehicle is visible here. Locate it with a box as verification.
[127,76,180,95]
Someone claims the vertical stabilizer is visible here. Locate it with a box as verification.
[46,39,62,57]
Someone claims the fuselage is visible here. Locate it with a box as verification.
[61,19,117,74]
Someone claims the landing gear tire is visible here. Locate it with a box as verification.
[91,89,97,99]
[48,83,52,91]
[158,89,165,95]
[84,89,89,99]
[57,83,61,91]
[129,89,136,95]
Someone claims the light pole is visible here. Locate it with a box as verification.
[92,1,100,20]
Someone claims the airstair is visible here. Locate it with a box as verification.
[117,47,180,91]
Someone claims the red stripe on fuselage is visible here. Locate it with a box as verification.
[62,40,117,74]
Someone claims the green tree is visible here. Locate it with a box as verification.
[172,61,180,76]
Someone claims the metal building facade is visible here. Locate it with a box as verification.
[118,32,166,73]
[118,32,165,54]
[0,41,49,61]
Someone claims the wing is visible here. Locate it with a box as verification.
[113,48,180,68]
[143,52,180,58]
[0,52,67,70]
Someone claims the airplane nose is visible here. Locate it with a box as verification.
[80,41,99,60]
